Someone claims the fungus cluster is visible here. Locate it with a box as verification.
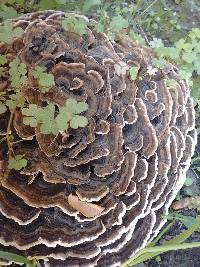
[0,11,196,267]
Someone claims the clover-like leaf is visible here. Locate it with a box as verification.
[150,38,164,48]
[9,57,27,88]
[32,66,55,92]
[22,104,40,117]
[70,115,88,129]
[23,117,38,128]
[0,4,18,20]
[0,102,7,114]
[82,0,101,12]
[62,14,88,36]
[129,66,139,81]
[6,92,26,110]
[110,15,129,31]
[8,154,27,171]
[151,58,166,69]
[0,21,24,44]
[0,54,7,65]
[55,111,72,131]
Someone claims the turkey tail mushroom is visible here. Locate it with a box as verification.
[0,10,196,267]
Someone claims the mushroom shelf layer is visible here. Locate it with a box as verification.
[0,10,196,267]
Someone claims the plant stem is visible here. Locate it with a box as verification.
[6,108,15,157]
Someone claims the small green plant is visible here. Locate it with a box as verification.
[62,13,88,36]
[0,54,88,171]
[22,99,88,135]
[129,66,139,81]
[8,154,28,170]
[9,57,27,88]
[123,216,200,266]
[0,20,23,43]
[0,250,36,267]
[32,66,55,92]
[162,212,196,229]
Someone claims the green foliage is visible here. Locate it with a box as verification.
[8,154,27,170]
[166,79,178,88]
[184,177,194,187]
[62,14,88,36]
[82,0,101,13]
[9,58,27,88]
[70,115,88,129]
[0,20,23,44]
[6,92,26,110]
[151,58,166,69]
[0,102,7,114]
[110,15,129,31]
[0,4,18,20]
[129,66,139,81]
[0,54,7,65]
[150,37,164,48]
[123,216,200,266]
[0,250,36,267]
[32,66,55,92]
[22,99,88,135]
[162,212,196,229]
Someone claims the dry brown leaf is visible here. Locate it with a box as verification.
[68,194,105,218]
[172,196,200,210]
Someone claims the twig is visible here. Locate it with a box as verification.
[136,21,150,45]
[139,0,160,17]
[6,108,16,158]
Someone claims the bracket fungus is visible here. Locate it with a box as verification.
[0,11,197,267]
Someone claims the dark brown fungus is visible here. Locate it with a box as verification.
[0,11,196,267]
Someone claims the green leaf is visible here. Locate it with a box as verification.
[22,104,40,117]
[166,79,178,88]
[8,154,27,171]
[184,177,194,187]
[70,115,88,129]
[189,28,200,40]
[9,58,27,88]
[0,102,7,114]
[175,38,187,51]
[22,99,88,135]
[82,0,101,12]
[152,58,166,69]
[94,22,104,33]
[40,120,58,135]
[122,216,200,267]
[23,117,38,128]
[129,66,139,81]
[110,15,129,31]
[178,68,192,80]
[182,51,197,63]
[39,73,55,88]
[6,92,26,110]
[184,187,194,197]
[0,54,7,65]
[55,112,70,131]
[0,251,34,265]
[39,0,58,9]
[162,213,196,229]
[150,38,164,48]
[128,31,145,45]
[32,66,55,92]
[0,4,18,20]
[0,21,24,44]
[64,98,88,114]
[62,14,88,36]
